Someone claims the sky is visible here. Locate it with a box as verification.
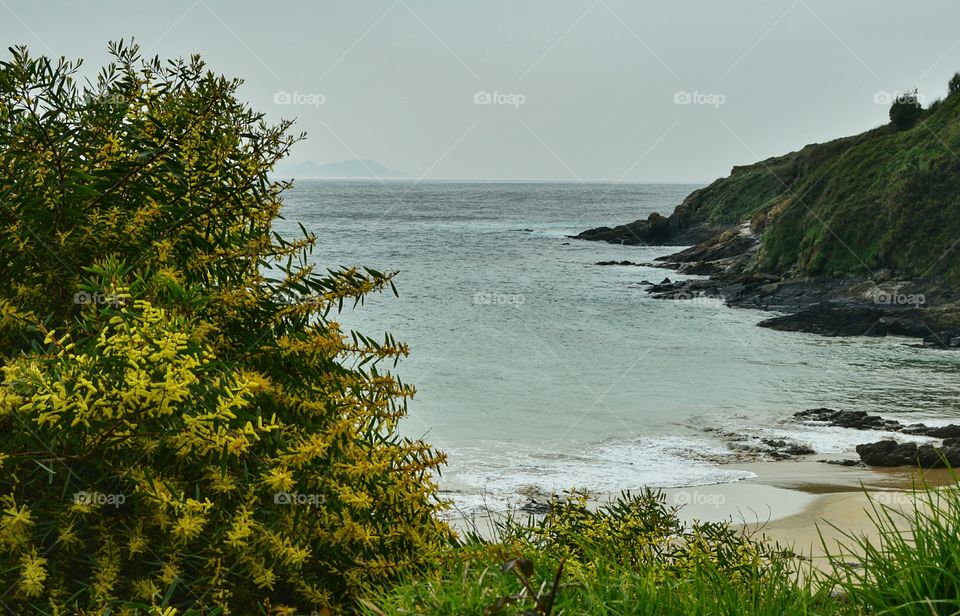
[3,1,960,182]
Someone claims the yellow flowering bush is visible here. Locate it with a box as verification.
[0,42,451,613]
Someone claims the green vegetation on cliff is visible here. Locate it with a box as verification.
[669,76,960,283]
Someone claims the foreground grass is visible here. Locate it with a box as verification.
[361,478,960,615]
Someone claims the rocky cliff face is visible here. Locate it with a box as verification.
[579,92,960,285]
[577,90,960,345]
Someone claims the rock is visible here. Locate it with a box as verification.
[676,260,724,276]
[761,438,815,457]
[821,459,863,466]
[856,439,960,468]
[575,212,727,246]
[758,304,897,337]
[665,233,759,264]
[794,408,902,432]
[724,434,815,461]
[923,331,960,349]
[874,269,892,283]
[595,260,640,266]
[519,499,551,515]
[902,424,960,438]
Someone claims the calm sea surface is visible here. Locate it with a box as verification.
[275,180,960,513]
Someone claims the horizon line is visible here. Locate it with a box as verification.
[271,175,711,184]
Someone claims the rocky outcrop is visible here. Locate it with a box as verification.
[856,439,960,468]
[595,260,642,266]
[574,212,728,247]
[794,408,960,438]
[642,244,960,347]
[789,408,960,467]
[794,409,903,432]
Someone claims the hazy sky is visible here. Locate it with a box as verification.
[3,1,960,181]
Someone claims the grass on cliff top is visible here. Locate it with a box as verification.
[674,88,960,284]
[361,477,960,616]
[759,93,960,283]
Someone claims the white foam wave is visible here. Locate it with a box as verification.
[439,436,755,516]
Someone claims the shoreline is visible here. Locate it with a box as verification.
[446,457,958,553]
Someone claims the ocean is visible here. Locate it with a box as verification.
[275,179,960,514]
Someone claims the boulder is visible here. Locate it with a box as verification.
[856,439,960,468]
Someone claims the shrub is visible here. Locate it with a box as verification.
[889,89,923,130]
[0,42,451,613]
[362,491,829,615]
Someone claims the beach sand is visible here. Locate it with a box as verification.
[664,459,957,569]
[448,457,958,569]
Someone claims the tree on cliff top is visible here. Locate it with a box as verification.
[889,89,923,130]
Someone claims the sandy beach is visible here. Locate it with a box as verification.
[666,459,957,568]
[448,457,958,568]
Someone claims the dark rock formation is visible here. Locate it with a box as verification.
[574,212,727,246]
[794,409,902,432]
[760,438,815,458]
[856,439,960,468]
[793,408,960,439]
[519,499,551,514]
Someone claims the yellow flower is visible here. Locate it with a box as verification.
[173,513,206,542]
[262,467,294,492]
[19,551,47,597]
